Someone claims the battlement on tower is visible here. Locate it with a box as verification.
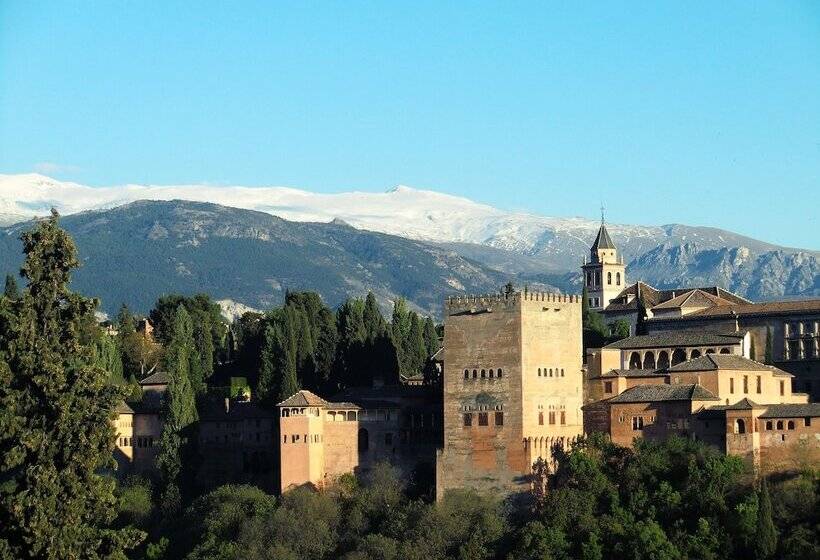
[444,291,581,315]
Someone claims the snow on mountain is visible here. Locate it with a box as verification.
[0,173,656,255]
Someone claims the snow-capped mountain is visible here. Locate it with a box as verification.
[0,173,817,300]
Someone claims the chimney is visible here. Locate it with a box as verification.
[224,397,230,414]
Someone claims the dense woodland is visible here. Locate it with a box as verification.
[0,213,817,560]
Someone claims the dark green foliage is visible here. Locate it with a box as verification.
[156,305,199,507]
[0,211,142,557]
[609,319,631,340]
[765,326,773,364]
[93,330,125,383]
[754,479,778,559]
[423,317,439,358]
[3,273,19,299]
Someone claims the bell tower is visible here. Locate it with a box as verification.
[581,214,625,311]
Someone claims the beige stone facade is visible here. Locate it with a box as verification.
[436,290,584,500]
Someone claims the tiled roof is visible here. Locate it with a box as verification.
[652,289,733,310]
[139,370,169,385]
[115,400,161,415]
[116,401,134,414]
[604,331,745,350]
[604,283,751,314]
[759,403,820,418]
[591,223,616,250]
[650,299,820,321]
[608,383,720,403]
[666,354,768,372]
[724,397,762,410]
[277,390,330,408]
[602,368,667,378]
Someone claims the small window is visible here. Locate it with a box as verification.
[463,413,472,427]
[495,411,504,426]
[538,368,541,377]
[489,369,494,378]
[481,369,486,378]
[776,420,783,430]
[497,369,503,378]
[549,368,553,377]
[538,412,544,426]
[604,381,613,393]
[561,369,565,377]
[805,417,812,427]
[729,378,734,394]
[765,421,772,430]
[560,411,566,425]
[548,411,556,425]
[780,381,785,396]
[743,376,748,394]
[787,420,795,430]
[632,416,644,430]
[464,369,469,379]
[478,412,488,426]
[756,376,762,394]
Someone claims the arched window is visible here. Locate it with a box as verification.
[787,421,795,430]
[497,369,503,378]
[705,348,715,354]
[347,411,356,421]
[489,369,494,378]
[734,419,746,434]
[358,428,369,452]
[549,368,553,377]
[464,369,469,379]
[719,348,731,354]
[481,369,486,378]
[643,352,656,370]
[765,421,772,430]
[607,272,612,285]
[691,349,702,359]
[538,368,542,377]
[629,352,642,369]
[616,272,621,286]
[473,369,478,379]
[671,349,687,366]
[657,351,670,369]
[328,411,336,421]
[561,368,565,377]
[776,420,783,430]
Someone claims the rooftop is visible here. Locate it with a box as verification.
[139,370,169,385]
[759,403,820,418]
[649,299,820,322]
[277,390,330,408]
[604,331,745,350]
[666,354,769,373]
[591,223,616,251]
[608,383,720,403]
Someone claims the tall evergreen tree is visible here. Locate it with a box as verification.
[156,305,198,511]
[0,210,142,557]
[257,322,299,405]
[765,326,773,364]
[422,316,439,357]
[363,291,386,341]
[3,273,19,300]
[93,331,125,383]
[313,307,338,390]
[406,312,427,374]
[390,298,411,374]
[754,478,778,560]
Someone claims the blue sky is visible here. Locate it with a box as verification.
[1,2,818,249]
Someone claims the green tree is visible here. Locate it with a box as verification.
[3,273,19,300]
[406,313,427,374]
[390,298,411,374]
[0,210,142,558]
[764,326,773,364]
[363,291,386,341]
[423,317,439,358]
[754,479,778,560]
[156,305,199,510]
[257,322,299,405]
[93,330,125,383]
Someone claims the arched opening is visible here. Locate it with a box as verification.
[481,369,486,378]
[463,369,469,379]
[690,349,702,359]
[538,368,542,377]
[616,272,621,286]
[671,349,687,366]
[734,419,746,434]
[607,272,612,285]
[282,409,290,417]
[657,351,670,369]
[787,421,795,430]
[643,351,656,370]
[328,411,336,421]
[705,348,715,354]
[473,369,477,379]
[489,369,494,378]
[629,352,642,369]
[776,420,783,430]
[347,411,356,421]
[719,348,731,354]
[497,368,503,377]
[358,428,369,452]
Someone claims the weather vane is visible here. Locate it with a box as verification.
[600,203,605,224]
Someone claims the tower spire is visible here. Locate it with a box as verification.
[600,203,605,225]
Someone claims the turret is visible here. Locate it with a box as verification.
[581,220,626,311]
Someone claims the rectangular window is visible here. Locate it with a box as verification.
[743,376,748,393]
[560,411,566,425]
[538,412,544,426]
[604,381,613,393]
[632,416,644,430]
[756,376,762,394]
[730,378,734,394]
[780,381,785,396]
[495,411,504,426]
[463,413,472,427]
[478,412,488,426]
[548,411,556,425]
[805,417,812,427]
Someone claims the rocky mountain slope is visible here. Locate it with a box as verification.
[0,201,519,316]
[0,173,816,301]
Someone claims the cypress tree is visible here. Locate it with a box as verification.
[765,326,773,364]
[754,478,778,560]
[3,273,19,300]
[390,298,410,374]
[423,316,439,357]
[0,210,143,557]
[363,291,385,341]
[407,312,427,374]
[314,308,338,389]
[93,331,125,383]
[156,305,198,510]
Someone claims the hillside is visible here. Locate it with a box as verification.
[0,201,520,317]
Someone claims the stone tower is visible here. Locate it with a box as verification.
[436,290,584,500]
[581,221,625,311]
